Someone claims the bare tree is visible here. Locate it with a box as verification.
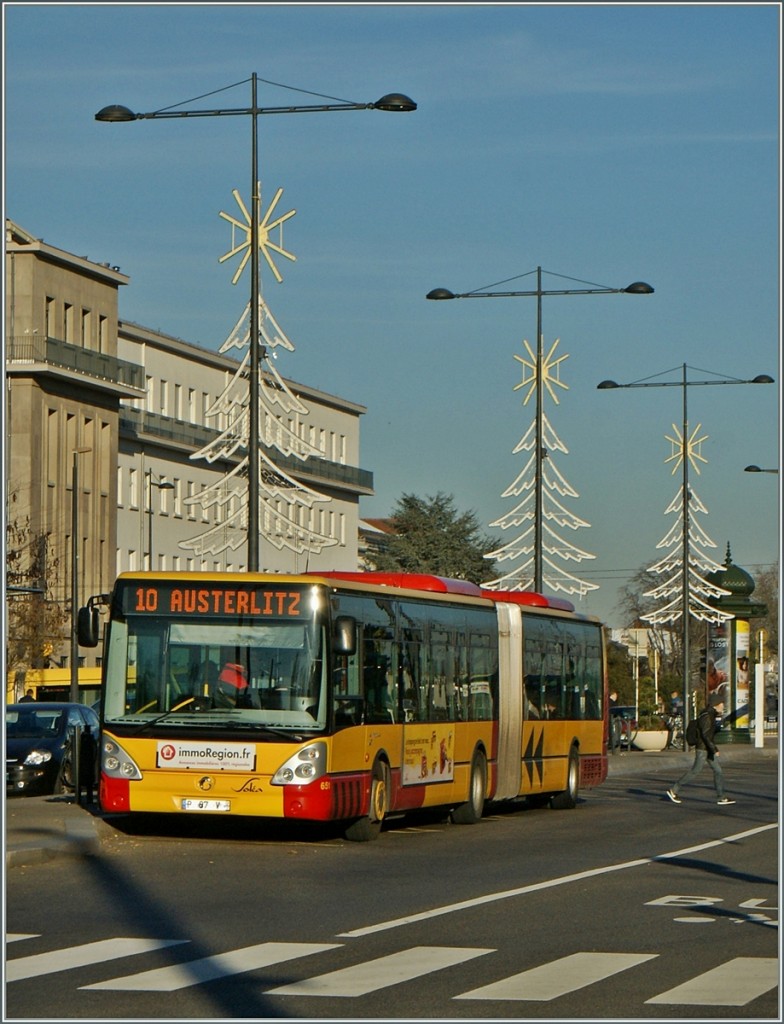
[6,500,68,697]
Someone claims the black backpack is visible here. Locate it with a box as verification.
[685,717,700,746]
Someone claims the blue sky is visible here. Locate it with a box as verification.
[3,2,780,626]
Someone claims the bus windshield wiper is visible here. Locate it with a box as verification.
[128,696,208,734]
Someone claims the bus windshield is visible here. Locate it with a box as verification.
[103,581,327,732]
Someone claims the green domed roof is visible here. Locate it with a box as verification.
[706,543,767,617]
[707,543,755,596]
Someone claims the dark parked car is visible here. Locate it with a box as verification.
[6,702,99,796]
[609,705,638,748]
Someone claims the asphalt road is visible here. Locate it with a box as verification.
[5,746,779,1019]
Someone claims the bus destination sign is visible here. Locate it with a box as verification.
[122,583,305,618]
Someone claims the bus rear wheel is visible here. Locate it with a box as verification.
[451,749,487,825]
[551,745,579,809]
[344,760,389,842]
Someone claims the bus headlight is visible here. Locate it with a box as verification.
[102,738,142,781]
[271,742,327,785]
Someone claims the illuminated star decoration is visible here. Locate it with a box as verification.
[664,421,709,476]
[513,337,570,406]
[219,185,296,284]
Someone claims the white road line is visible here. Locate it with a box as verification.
[5,934,39,944]
[267,945,494,997]
[7,938,187,983]
[457,951,658,1001]
[647,957,779,1006]
[81,942,341,992]
[338,822,778,938]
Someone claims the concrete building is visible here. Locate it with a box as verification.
[5,218,373,690]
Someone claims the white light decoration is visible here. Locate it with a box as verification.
[181,185,337,563]
[641,421,731,627]
[485,338,598,597]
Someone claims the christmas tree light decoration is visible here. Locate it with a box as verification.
[485,339,598,597]
[181,185,337,564]
[641,426,732,628]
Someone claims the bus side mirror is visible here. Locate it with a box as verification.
[77,606,100,648]
[333,616,357,656]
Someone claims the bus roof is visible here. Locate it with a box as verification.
[308,571,577,613]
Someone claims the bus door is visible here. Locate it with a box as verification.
[495,601,524,799]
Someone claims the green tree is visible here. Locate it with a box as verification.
[368,492,498,584]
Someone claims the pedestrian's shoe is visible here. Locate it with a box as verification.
[666,789,682,804]
[717,797,736,805]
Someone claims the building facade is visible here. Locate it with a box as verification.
[5,219,372,692]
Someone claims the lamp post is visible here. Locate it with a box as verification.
[744,465,779,474]
[427,267,653,591]
[97,75,416,572]
[598,365,774,744]
[70,446,91,703]
[147,473,175,570]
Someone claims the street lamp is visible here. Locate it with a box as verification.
[598,364,774,744]
[97,75,416,572]
[70,446,91,702]
[147,473,175,570]
[427,267,653,591]
[744,465,779,474]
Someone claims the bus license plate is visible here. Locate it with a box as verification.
[181,798,231,812]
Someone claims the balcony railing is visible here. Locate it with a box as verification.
[6,336,145,391]
[120,407,374,493]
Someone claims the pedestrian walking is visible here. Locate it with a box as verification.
[666,696,735,805]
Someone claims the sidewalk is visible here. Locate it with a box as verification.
[4,793,106,868]
[5,737,777,868]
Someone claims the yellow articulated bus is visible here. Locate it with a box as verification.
[79,570,609,841]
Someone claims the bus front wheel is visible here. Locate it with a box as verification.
[344,760,389,842]
[451,749,487,825]
[551,745,580,809]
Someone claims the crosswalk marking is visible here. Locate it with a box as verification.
[5,936,776,1009]
[81,942,341,992]
[456,952,658,1001]
[647,957,779,1006]
[267,945,494,997]
[6,938,187,983]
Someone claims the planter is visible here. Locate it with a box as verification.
[632,730,669,752]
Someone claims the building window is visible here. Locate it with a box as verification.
[129,468,139,510]
[98,315,108,353]
[47,408,57,486]
[117,466,124,508]
[187,481,197,520]
[64,303,73,343]
[45,297,55,338]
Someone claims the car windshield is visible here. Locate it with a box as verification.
[103,583,328,733]
[6,709,64,738]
